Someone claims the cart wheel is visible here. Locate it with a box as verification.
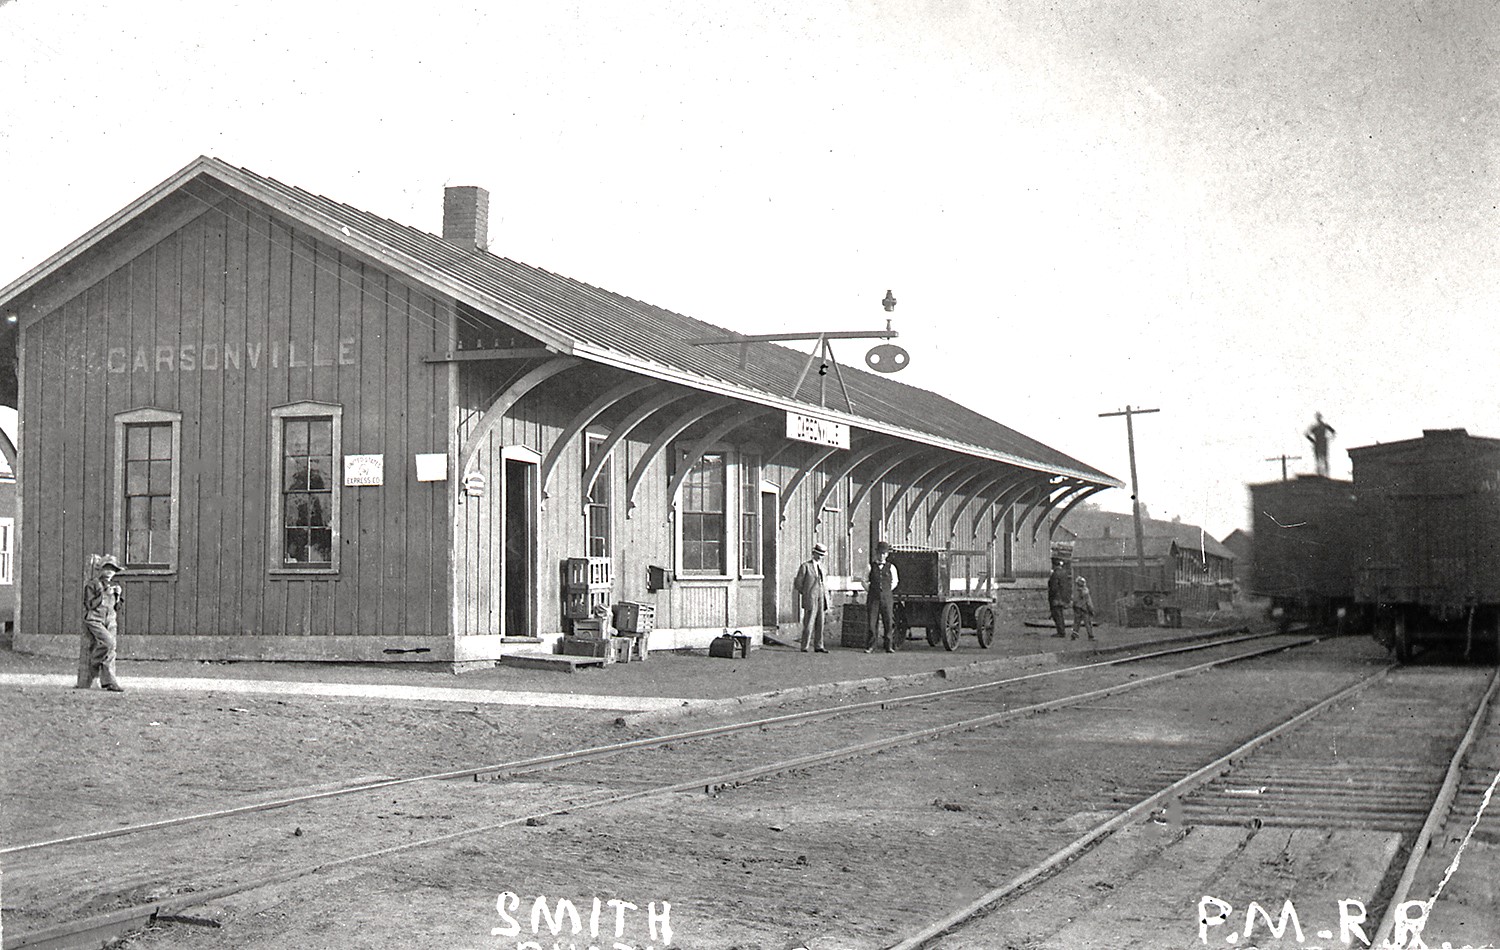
[925,626,941,648]
[975,605,995,649]
[940,603,961,651]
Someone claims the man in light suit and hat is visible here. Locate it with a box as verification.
[794,542,831,653]
[78,553,126,692]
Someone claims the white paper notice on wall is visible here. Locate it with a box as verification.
[344,454,384,487]
[415,453,448,482]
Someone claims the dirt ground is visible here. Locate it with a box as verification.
[3,634,1415,950]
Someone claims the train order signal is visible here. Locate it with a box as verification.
[865,343,909,373]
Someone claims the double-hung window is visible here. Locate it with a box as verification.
[113,408,182,573]
[270,402,342,571]
[681,452,726,575]
[739,453,761,575]
[584,433,612,558]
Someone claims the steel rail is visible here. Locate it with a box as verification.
[1370,666,1500,949]
[887,663,1399,950]
[5,634,1319,950]
[0,626,1277,858]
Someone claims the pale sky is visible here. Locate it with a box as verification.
[2,0,1495,537]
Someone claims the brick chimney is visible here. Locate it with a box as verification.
[442,186,490,251]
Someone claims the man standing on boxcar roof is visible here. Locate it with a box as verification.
[78,554,125,692]
[794,543,831,653]
[1306,412,1337,477]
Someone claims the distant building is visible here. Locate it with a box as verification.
[1058,508,1236,614]
[1220,528,1253,599]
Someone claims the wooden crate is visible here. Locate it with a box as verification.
[564,589,611,620]
[570,617,610,639]
[565,557,613,590]
[611,636,639,663]
[613,601,656,635]
[560,637,617,662]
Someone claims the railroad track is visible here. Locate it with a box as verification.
[2,626,1317,950]
[899,663,1500,950]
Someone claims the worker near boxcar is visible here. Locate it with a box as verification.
[1306,412,1337,477]
[1072,575,1096,641]
[77,554,126,692]
[794,543,831,653]
[864,541,901,653]
[1047,559,1071,638]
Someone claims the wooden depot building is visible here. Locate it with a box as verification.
[0,157,1121,666]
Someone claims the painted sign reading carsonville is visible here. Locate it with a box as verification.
[344,455,384,487]
[102,338,358,374]
[785,410,850,450]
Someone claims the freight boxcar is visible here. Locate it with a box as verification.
[1249,475,1364,632]
[1351,429,1500,662]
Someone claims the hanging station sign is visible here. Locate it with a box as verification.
[786,410,850,450]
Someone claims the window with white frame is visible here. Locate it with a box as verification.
[0,516,13,585]
[584,432,612,558]
[681,452,726,575]
[270,402,342,571]
[739,453,761,575]
[113,408,182,573]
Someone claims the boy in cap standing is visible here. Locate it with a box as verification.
[794,543,831,653]
[78,554,126,692]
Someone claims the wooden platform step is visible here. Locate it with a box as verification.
[500,653,606,673]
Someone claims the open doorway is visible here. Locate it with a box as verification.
[761,489,778,627]
[503,455,536,637]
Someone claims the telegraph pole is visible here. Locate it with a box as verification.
[1099,405,1160,588]
[1264,454,1301,481]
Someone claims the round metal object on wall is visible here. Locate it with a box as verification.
[864,343,910,373]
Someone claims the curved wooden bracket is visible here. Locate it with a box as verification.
[925,470,993,536]
[458,357,580,476]
[1013,479,1074,540]
[1030,482,1091,543]
[881,454,961,527]
[1046,485,1109,541]
[580,389,696,506]
[903,459,986,538]
[809,441,889,527]
[976,471,1056,541]
[0,426,15,475]
[539,378,656,498]
[949,468,1026,537]
[665,407,777,508]
[779,443,844,521]
[845,444,929,532]
[626,396,735,512]
[762,440,797,469]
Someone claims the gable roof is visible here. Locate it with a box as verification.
[1062,508,1236,562]
[0,156,1119,486]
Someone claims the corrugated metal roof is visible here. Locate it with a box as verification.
[1,157,1121,486]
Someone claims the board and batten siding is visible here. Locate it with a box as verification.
[17,196,453,655]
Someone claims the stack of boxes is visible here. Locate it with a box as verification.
[564,557,612,623]
[562,557,619,662]
[612,601,655,661]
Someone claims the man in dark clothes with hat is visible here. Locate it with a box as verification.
[865,540,901,653]
[78,553,126,692]
[794,542,831,653]
[1047,559,1071,639]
